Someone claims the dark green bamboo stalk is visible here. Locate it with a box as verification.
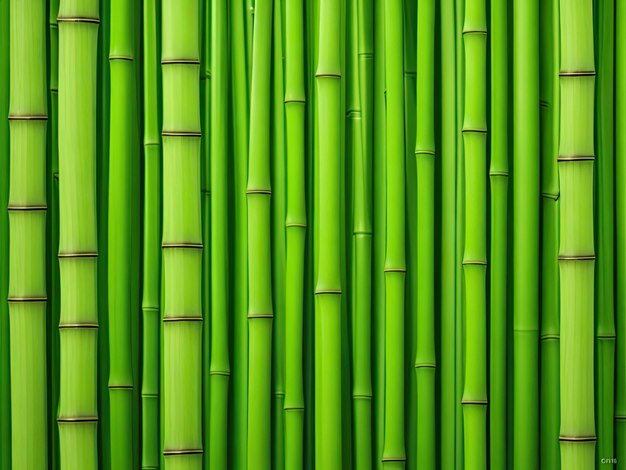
[209,0,230,466]
[57,0,100,466]
[246,0,274,468]
[513,0,539,467]
[440,0,457,466]
[490,0,509,468]
[8,0,48,467]
[594,0,615,463]
[108,0,137,466]
[315,0,343,466]
[161,0,203,467]
[382,0,405,468]
[141,0,161,468]
[558,0,596,467]
[539,0,560,466]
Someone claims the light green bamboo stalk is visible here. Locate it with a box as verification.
[558,0,596,467]
[108,0,137,466]
[141,0,161,468]
[209,0,230,466]
[490,0,509,468]
[594,0,615,463]
[315,0,343,467]
[246,0,274,468]
[284,0,306,467]
[161,0,203,468]
[382,0,405,468]
[8,1,48,468]
[539,0,560,467]
[414,0,435,467]
[57,0,100,467]
[513,0,540,467]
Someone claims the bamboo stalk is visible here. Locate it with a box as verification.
[161,0,203,468]
[315,0,343,466]
[8,0,49,467]
[57,0,100,466]
[513,0,540,466]
[490,0,509,468]
[209,0,230,466]
[108,0,137,465]
[246,0,274,468]
[539,0,560,466]
[558,0,596,467]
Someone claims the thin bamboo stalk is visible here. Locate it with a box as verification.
[8,0,49,467]
[490,0,509,468]
[558,0,596,467]
[209,0,230,466]
[246,0,274,468]
[315,0,343,466]
[539,0,560,466]
[0,0,11,467]
[141,0,161,468]
[414,0,435,467]
[161,0,203,467]
[513,0,540,466]
[594,0,615,463]
[108,0,137,466]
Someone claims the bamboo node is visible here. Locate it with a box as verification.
[462,127,488,134]
[161,130,202,137]
[161,58,201,65]
[415,362,436,369]
[246,189,272,195]
[58,323,98,329]
[162,316,203,322]
[462,29,488,35]
[163,449,203,456]
[540,100,550,109]
[541,192,559,201]
[615,415,626,421]
[558,254,595,261]
[58,251,98,258]
[358,52,374,59]
[490,170,509,177]
[352,394,373,400]
[559,435,597,442]
[540,334,560,340]
[57,416,99,423]
[415,150,436,156]
[314,289,342,295]
[108,384,133,390]
[8,205,47,211]
[8,114,48,121]
[462,260,487,266]
[284,406,305,411]
[209,370,231,376]
[161,242,203,249]
[384,267,407,273]
[286,222,307,228]
[57,16,100,24]
[247,313,274,319]
[315,72,341,79]
[559,70,596,77]
[557,155,595,162]
[284,98,306,104]
[109,54,134,61]
[381,457,407,462]
[8,296,47,303]
[461,399,488,405]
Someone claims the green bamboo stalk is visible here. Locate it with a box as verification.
[108,0,137,466]
[558,0,596,467]
[617,0,626,466]
[246,0,274,468]
[594,0,615,463]
[209,0,230,466]
[284,0,306,467]
[347,0,373,467]
[230,0,250,464]
[8,0,49,468]
[315,0,343,467]
[440,0,457,466]
[0,0,11,466]
[414,0,435,467]
[490,0,509,468]
[57,0,100,466]
[539,0,560,466]
[141,0,161,468]
[513,0,540,466]
[382,0,405,468]
[161,0,203,467]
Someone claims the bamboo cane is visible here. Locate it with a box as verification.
[8,0,49,467]
[558,0,596,467]
[141,0,161,468]
[161,0,204,468]
[57,0,100,466]
[513,0,540,467]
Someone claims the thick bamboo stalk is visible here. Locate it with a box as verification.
[0,0,11,466]
[8,0,49,467]
[209,0,230,466]
[539,0,560,466]
[414,0,435,467]
[161,0,203,468]
[315,0,343,467]
[141,0,161,468]
[490,0,509,468]
[57,0,100,466]
[246,0,274,468]
[382,0,405,468]
[558,0,596,467]
[513,0,540,467]
[284,0,307,467]
[594,0,615,463]
[108,0,137,466]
